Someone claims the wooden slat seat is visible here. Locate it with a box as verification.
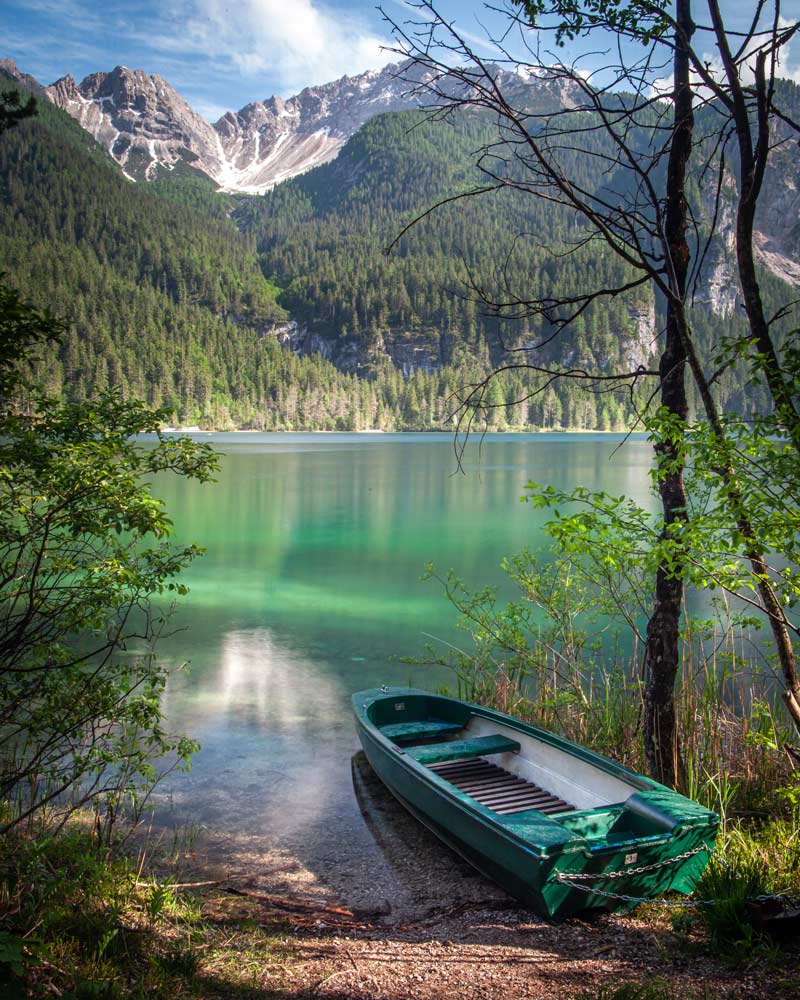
[429,758,573,815]
[405,734,520,765]
[380,720,463,743]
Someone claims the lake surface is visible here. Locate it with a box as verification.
[151,432,652,910]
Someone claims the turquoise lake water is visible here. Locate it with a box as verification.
[149,432,653,904]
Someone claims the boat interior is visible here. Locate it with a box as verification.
[374,697,661,838]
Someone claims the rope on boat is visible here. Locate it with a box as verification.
[553,845,800,909]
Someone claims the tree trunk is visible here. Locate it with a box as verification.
[643,550,686,787]
[705,3,800,451]
[642,0,695,789]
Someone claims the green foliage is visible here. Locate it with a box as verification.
[0,94,494,430]
[0,278,63,394]
[515,1,672,46]
[144,879,176,925]
[0,87,37,134]
[0,930,28,990]
[695,856,772,957]
[242,108,654,374]
[418,550,646,764]
[237,93,795,428]
[2,86,215,826]
[520,397,800,741]
[677,417,800,610]
[0,91,306,429]
[0,823,286,999]
[690,817,800,963]
[0,278,218,830]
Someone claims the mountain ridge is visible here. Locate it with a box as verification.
[2,56,583,194]
[3,55,796,290]
[42,60,425,192]
[0,56,797,432]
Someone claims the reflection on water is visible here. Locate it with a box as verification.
[205,628,339,729]
[160,628,346,840]
[156,627,504,914]
[157,626,472,913]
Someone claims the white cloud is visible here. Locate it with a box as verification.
[171,0,392,96]
[776,16,800,84]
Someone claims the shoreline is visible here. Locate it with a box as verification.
[160,426,642,435]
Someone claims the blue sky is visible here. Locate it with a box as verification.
[3,1,799,121]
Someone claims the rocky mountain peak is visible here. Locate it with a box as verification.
[46,73,79,102]
[44,66,222,182]
[41,59,421,192]
[0,57,47,96]
[36,56,584,194]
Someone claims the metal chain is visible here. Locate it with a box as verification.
[555,844,709,882]
[556,876,800,908]
[553,845,800,909]
[554,875,716,907]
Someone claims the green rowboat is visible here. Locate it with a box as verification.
[353,687,718,920]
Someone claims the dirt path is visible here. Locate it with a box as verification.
[198,890,798,999]
[176,756,798,999]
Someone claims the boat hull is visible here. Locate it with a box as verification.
[353,688,717,920]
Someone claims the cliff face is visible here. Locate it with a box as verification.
[699,82,800,308]
[43,62,424,192]
[753,110,800,287]
[269,321,443,377]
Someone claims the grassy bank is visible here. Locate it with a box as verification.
[1,806,797,999]
[0,823,293,999]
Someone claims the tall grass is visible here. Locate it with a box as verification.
[422,558,800,955]
[420,559,798,819]
[0,817,286,998]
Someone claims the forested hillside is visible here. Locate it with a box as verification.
[239,97,798,423]
[1,73,796,429]
[0,91,640,428]
[240,110,653,372]
[0,94,463,430]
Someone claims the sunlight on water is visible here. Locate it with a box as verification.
[174,573,439,624]
[165,628,342,728]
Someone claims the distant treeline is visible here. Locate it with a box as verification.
[0,86,793,429]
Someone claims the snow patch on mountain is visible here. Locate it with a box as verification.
[44,62,422,193]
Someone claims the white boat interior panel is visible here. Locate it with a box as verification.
[464,715,637,810]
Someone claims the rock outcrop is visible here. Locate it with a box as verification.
[44,62,424,192]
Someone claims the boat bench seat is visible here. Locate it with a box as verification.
[405,734,520,765]
[380,720,463,743]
